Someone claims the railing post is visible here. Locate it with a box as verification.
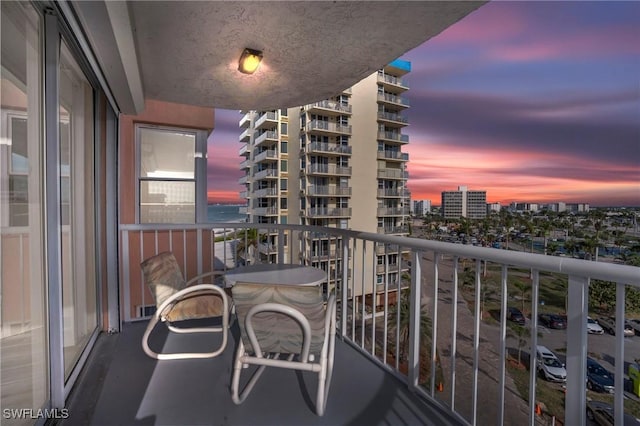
[340,237,349,337]
[614,282,626,425]
[565,275,588,426]
[408,250,421,389]
[122,230,130,322]
[278,229,284,264]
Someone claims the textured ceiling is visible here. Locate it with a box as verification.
[74,1,485,113]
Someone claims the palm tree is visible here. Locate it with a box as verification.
[234,228,258,265]
[511,278,531,315]
[389,290,432,363]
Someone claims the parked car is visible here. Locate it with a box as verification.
[507,307,526,325]
[586,399,640,425]
[536,345,566,382]
[538,313,567,329]
[587,317,605,334]
[627,319,640,336]
[586,358,614,393]
[597,316,635,337]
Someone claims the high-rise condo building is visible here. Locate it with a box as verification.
[441,186,487,219]
[238,59,411,302]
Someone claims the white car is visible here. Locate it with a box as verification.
[587,317,604,334]
[536,345,567,382]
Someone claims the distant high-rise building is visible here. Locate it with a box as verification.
[413,199,431,216]
[441,186,487,219]
[238,59,412,303]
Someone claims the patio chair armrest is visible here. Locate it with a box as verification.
[323,293,337,343]
[156,284,229,318]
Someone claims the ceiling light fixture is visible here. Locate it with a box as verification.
[238,48,263,74]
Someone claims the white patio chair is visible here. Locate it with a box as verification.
[231,282,336,416]
[140,251,230,360]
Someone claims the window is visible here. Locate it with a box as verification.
[137,126,207,223]
[281,141,288,153]
[280,179,288,191]
[280,108,288,117]
[280,122,288,135]
[280,198,287,210]
[280,159,288,172]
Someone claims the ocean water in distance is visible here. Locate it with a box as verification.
[207,204,247,223]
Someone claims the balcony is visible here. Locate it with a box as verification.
[254,111,278,130]
[252,206,278,216]
[377,71,409,93]
[377,130,409,144]
[377,168,408,180]
[253,187,278,198]
[253,149,278,163]
[306,164,352,176]
[254,130,278,147]
[377,188,409,198]
[306,119,352,136]
[376,206,410,217]
[239,111,252,128]
[307,142,352,156]
[238,175,249,185]
[306,186,352,197]
[377,111,409,127]
[377,150,409,162]
[253,168,278,180]
[305,207,351,217]
[239,190,248,199]
[306,100,353,115]
[239,159,250,169]
[376,93,410,109]
[239,127,252,143]
[55,222,638,426]
[238,144,248,156]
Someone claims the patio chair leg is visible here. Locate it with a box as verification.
[231,340,268,405]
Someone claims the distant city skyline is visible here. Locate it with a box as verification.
[208,1,640,207]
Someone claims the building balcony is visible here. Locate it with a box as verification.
[239,127,252,142]
[239,159,250,169]
[253,187,278,198]
[306,100,352,115]
[306,119,352,136]
[305,207,352,218]
[253,168,278,180]
[238,111,252,128]
[306,186,352,197]
[54,222,638,426]
[376,92,410,109]
[253,149,278,163]
[377,130,409,144]
[377,150,409,162]
[377,225,409,234]
[377,168,408,180]
[254,130,279,147]
[238,144,248,156]
[254,111,278,130]
[239,190,248,199]
[377,206,410,217]
[307,142,352,156]
[252,206,278,216]
[377,188,409,198]
[238,175,249,185]
[306,164,352,176]
[377,71,409,93]
[237,206,248,214]
[377,111,409,127]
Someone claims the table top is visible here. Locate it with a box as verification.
[224,263,326,287]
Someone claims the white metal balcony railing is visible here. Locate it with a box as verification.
[239,159,250,169]
[239,127,252,142]
[377,150,409,161]
[238,190,248,199]
[253,149,278,163]
[377,71,408,90]
[305,207,352,218]
[377,206,411,216]
[306,119,352,135]
[254,130,278,147]
[377,111,409,125]
[253,168,278,180]
[307,142,352,155]
[253,187,278,197]
[238,175,249,185]
[254,111,278,129]
[377,131,409,144]
[377,188,410,198]
[306,164,352,176]
[238,144,248,156]
[377,92,410,107]
[238,112,251,128]
[306,186,352,197]
[252,206,278,216]
[377,168,409,180]
[118,222,639,426]
[307,100,353,114]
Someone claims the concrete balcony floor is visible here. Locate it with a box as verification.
[63,320,462,425]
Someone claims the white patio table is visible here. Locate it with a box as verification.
[223,263,326,288]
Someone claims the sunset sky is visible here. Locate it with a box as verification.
[208,1,640,207]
